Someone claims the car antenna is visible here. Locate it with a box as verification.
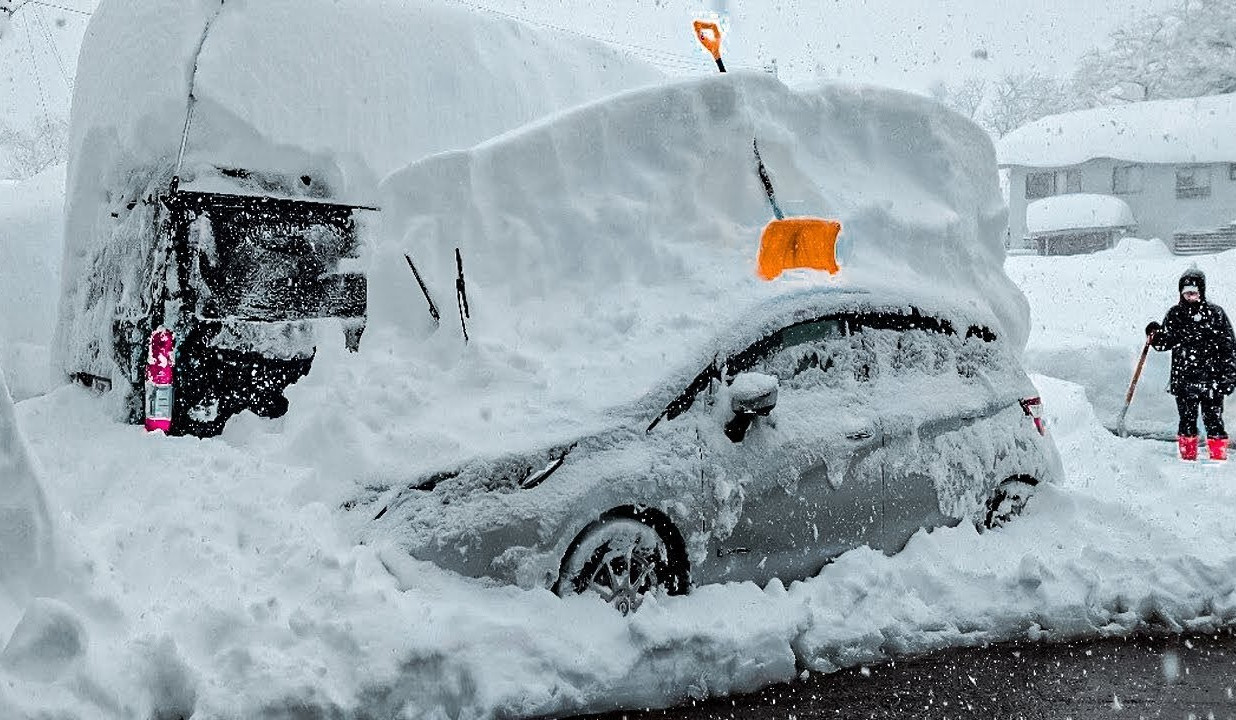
[455,248,471,343]
[403,253,440,327]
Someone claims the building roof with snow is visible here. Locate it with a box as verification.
[997,93,1236,168]
[1026,194,1136,235]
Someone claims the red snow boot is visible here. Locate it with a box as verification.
[1178,435,1199,461]
[1208,437,1228,462]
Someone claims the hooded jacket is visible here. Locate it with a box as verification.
[1151,269,1236,395]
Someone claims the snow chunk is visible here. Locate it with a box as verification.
[997,94,1236,168]
[0,598,85,683]
[1026,194,1136,235]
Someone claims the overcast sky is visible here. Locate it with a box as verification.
[1,0,1177,131]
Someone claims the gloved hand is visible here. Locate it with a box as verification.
[1145,321,1162,338]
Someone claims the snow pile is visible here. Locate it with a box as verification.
[276,72,1019,482]
[57,0,662,382]
[1005,237,1236,437]
[0,165,64,400]
[1026,193,1136,235]
[8,367,1236,719]
[997,93,1236,168]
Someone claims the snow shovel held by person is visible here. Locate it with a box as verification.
[1115,336,1152,438]
[692,18,842,281]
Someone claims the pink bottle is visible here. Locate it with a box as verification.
[144,327,175,433]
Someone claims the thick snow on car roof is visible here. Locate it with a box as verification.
[1026,193,1136,235]
[997,93,1236,168]
[271,72,1026,483]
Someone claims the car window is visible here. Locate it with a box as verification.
[647,308,999,431]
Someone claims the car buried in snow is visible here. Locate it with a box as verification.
[354,293,1063,614]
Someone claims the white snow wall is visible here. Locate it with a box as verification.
[55,0,662,383]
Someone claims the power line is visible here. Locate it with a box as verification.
[32,5,71,92]
[16,1,90,17]
[18,11,50,123]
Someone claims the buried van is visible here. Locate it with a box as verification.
[53,0,661,435]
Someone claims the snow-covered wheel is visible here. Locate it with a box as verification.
[983,478,1036,529]
[560,518,675,615]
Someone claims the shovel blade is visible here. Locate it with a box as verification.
[756,217,842,280]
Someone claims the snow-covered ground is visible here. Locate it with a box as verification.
[5,324,1236,719]
[6,220,1236,717]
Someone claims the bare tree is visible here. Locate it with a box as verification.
[1074,0,1236,104]
[0,117,68,180]
[981,73,1079,138]
[929,76,988,121]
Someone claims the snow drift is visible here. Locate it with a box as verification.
[55,0,662,387]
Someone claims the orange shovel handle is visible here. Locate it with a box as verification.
[694,20,723,60]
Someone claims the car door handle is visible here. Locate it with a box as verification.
[846,431,873,440]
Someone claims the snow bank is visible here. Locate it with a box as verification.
[997,93,1236,168]
[276,72,1020,482]
[10,363,1236,719]
[0,166,64,400]
[1005,237,1236,438]
[57,0,662,383]
[1026,193,1136,235]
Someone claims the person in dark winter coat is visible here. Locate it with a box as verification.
[1145,269,1236,461]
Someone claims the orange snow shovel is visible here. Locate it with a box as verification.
[693,19,842,281]
[1115,336,1153,437]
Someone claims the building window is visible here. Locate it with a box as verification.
[1112,164,1143,194]
[1026,171,1057,199]
[1177,165,1212,199]
[1065,169,1083,193]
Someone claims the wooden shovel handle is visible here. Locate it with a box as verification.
[1125,337,1152,406]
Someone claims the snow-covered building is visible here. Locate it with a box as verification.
[998,94,1236,254]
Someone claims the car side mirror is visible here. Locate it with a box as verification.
[725,372,779,443]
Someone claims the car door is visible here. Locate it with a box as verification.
[698,316,886,586]
[878,323,1002,552]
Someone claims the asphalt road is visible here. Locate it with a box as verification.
[570,629,1236,720]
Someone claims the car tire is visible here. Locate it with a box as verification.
[559,517,676,615]
[983,477,1036,529]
